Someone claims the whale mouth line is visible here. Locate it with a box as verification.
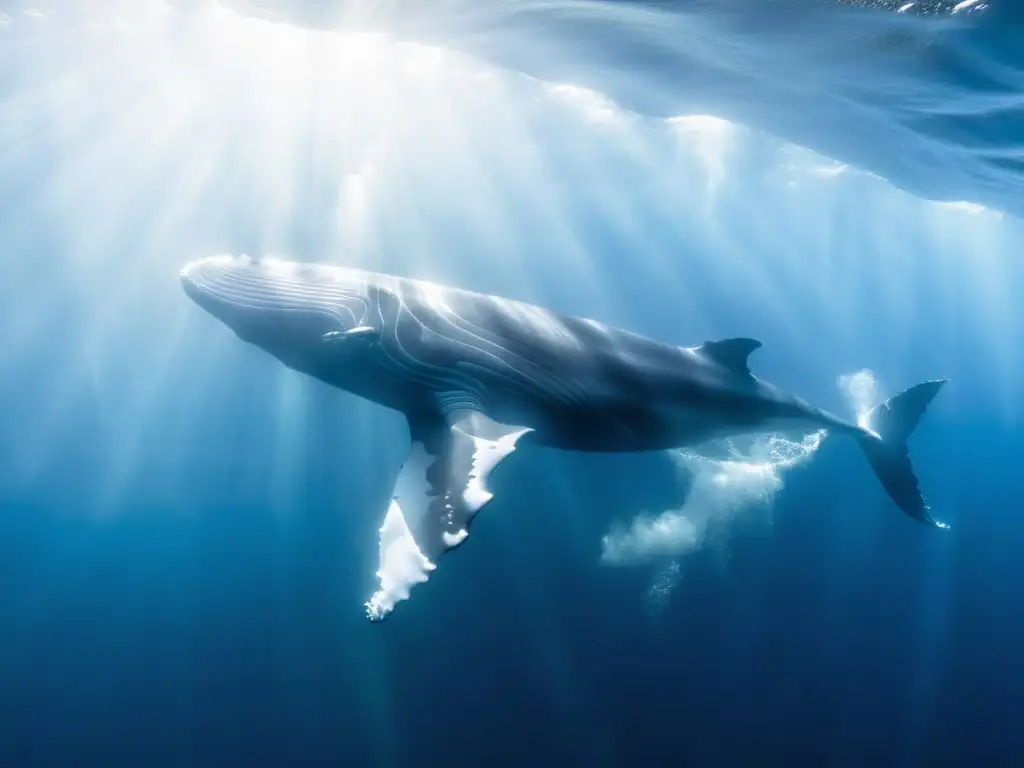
[179,255,374,349]
[181,255,319,309]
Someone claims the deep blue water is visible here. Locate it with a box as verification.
[1,1,1023,765]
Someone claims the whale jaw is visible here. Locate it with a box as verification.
[180,255,373,352]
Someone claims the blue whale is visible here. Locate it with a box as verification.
[181,255,948,620]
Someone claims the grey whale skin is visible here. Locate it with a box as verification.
[181,255,948,621]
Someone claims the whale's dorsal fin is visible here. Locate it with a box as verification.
[699,337,762,376]
[364,410,531,622]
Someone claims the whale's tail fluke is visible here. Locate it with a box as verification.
[854,379,948,528]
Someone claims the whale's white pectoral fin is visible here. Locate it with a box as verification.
[364,412,532,622]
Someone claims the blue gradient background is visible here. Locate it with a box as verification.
[0,1,1022,765]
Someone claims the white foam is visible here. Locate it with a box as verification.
[547,83,621,124]
[837,368,881,426]
[604,371,886,608]
[933,200,994,217]
[952,0,980,13]
[646,560,682,617]
[601,430,825,567]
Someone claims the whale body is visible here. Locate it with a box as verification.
[181,255,948,620]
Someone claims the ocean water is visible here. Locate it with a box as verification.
[0,1,1022,765]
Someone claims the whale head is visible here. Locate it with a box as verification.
[180,255,374,363]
